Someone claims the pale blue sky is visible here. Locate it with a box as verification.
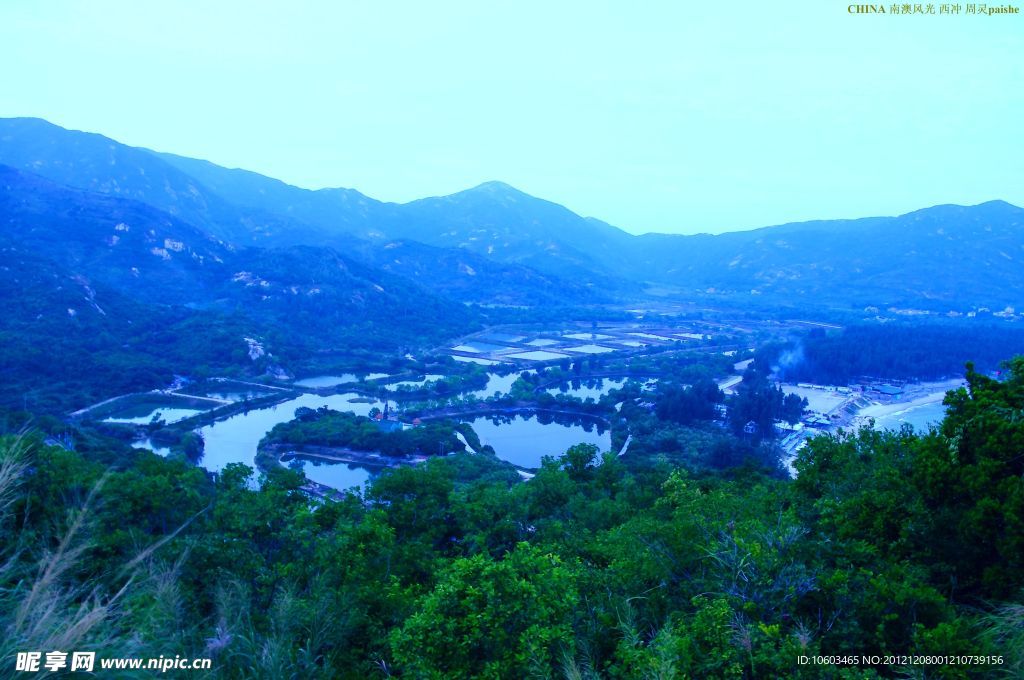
[1,0,1021,234]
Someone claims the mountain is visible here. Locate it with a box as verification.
[634,201,1024,310]
[0,164,473,344]
[0,118,614,301]
[348,238,607,306]
[0,163,235,306]
[0,164,478,410]
[155,155,640,289]
[372,181,639,287]
[0,117,344,247]
[2,117,1022,314]
[153,150,391,237]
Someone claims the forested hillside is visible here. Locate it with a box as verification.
[2,359,1021,678]
[0,164,478,411]
[772,324,1024,384]
[4,117,1023,313]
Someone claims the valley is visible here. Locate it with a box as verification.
[3,117,1023,421]
[3,115,1023,678]
[62,312,991,501]
[3,0,1023,672]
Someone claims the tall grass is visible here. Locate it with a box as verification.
[978,601,1024,677]
[0,435,197,677]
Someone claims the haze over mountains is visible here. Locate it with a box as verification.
[2,115,1022,319]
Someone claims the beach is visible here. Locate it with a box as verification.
[852,378,966,431]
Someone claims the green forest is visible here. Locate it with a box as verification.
[264,408,471,458]
[1,358,1022,678]
[775,324,1024,384]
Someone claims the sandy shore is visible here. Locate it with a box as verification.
[857,378,965,419]
[849,378,966,430]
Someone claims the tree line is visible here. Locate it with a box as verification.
[1,359,1022,677]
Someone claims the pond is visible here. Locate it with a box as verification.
[286,458,371,491]
[451,341,509,353]
[195,366,555,487]
[506,350,570,361]
[205,390,273,402]
[452,355,501,365]
[174,366,618,490]
[628,332,675,341]
[466,370,532,400]
[198,392,384,475]
[132,438,173,456]
[461,412,610,469]
[293,374,359,388]
[478,333,526,343]
[563,332,614,341]
[105,407,205,425]
[563,344,615,354]
[546,377,627,401]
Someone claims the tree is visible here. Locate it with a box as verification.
[180,431,204,463]
[913,359,1024,599]
[390,543,578,678]
[562,443,599,482]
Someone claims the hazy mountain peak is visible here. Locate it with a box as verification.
[897,199,1023,225]
[0,116,92,137]
[975,199,1017,209]
[433,180,534,204]
[470,180,523,194]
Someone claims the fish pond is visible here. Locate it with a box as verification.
[461,412,610,469]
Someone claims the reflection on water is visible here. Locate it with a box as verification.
[293,374,358,388]
[546,378,626,401]
[289,458,371,491]
[190,368,617,488]
[384,375,446,391]
[198,392,383,473]
[452,355,500,365]
[463,413,609,469]
[467,371,531,400]
[132,439,173,456]
[206,391,272,402]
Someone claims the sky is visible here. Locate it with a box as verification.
[1,0,1021,235]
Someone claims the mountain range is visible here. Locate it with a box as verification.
[4,117,1021,313]
[0,161,485,411]
[1,116,1022,410]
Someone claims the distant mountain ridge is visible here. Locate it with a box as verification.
[154,150,389,239]
[0,163,475,353]
[1,116,1021,312]
[0,117,331,247]
[634,200,1024,308]
[0,118,618,301]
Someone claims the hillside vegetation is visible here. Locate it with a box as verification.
[2,359,1022,677]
